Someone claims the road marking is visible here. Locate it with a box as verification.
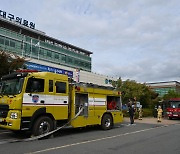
[0,131,11,135]
[0,139,18,145]
[116,124,136,127]
[26,125,169,154]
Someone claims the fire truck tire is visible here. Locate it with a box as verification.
[32,116,54,136]
[101,114,113,130]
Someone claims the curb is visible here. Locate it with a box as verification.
[123,117,180,125]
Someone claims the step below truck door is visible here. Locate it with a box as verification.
[70,93,88,127]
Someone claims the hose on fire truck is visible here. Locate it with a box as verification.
[9,107,84,143]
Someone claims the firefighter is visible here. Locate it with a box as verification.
[138,105,143,120]
[157,106,163,122]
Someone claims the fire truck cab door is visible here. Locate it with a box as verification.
[53,80,69,119]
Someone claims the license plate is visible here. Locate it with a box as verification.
[173,115,178,116]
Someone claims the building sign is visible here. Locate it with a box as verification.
[0,9,35,29]
[26,62,73,78]
[105,79,113,84]
[75,69,80,83]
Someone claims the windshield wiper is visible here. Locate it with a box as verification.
[6,93,17,98]
[0,92,16,98]
[8,95,16,98]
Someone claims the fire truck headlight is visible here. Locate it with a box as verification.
[10,112,18,119]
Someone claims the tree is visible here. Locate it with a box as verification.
[0,51,26,78]
[163,90,180,100]
[113,78,158,108]
[112,77,122,90]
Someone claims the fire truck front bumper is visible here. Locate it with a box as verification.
[167,112,180,118]
[0,117,21,130]
[0,110,21,130]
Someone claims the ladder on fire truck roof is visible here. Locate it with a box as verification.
[68,78,115,90]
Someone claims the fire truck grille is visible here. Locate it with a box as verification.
[0,104,9,118]
[173,112,179,115]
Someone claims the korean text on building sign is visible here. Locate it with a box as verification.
[0,9,35,29]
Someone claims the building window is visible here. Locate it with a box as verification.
[80,61,84,67]
[39,50,44,57]
[61,55,66,63]
[47,51,52,58]
[24,43,31,55]
[32,47,38,56]
[68,57,73,63]
[0,38,4,44]
[10,41,15,47]
[55,54,59,59]
[5,39,9,46]
[75,60,79,65]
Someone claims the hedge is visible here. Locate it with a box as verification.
[122,108,154,118]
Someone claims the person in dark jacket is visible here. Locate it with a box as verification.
[128,99,135,124]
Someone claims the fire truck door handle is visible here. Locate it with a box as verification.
[40,100,45,104]
[64,101,67,103]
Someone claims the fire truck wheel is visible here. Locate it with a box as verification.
[101,114,113,130]
[32,116,54,136]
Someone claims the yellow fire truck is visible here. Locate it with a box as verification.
[0,71,123,136]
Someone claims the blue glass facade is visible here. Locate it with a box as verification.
[0,18,92,72]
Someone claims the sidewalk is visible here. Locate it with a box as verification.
[123,117,180,125]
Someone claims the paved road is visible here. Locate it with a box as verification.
[0,118,179,154]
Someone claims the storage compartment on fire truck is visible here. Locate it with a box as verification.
[107,96,121,110]
[75,93,88,116]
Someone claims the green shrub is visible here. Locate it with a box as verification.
[142,108,154,117]
[122,108,154,118]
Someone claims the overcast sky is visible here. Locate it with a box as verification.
[1,0,180,83]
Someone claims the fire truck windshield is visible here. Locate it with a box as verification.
[0,78,24,95]
[170,101,180,108]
